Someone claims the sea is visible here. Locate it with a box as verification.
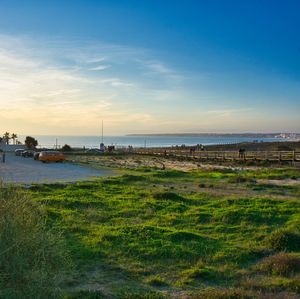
[20,135,285,149]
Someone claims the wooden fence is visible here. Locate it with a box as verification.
[134,149,300,162]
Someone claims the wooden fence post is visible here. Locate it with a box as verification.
[279,152,281,163]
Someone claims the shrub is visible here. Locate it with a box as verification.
[191,288,256,299]
[117,290,165,299]
[153,192,184,201]
[257,252,300,276]
[168,231,204,242]
[122,174,147,182]
[182,264,221,282]
[278,145,293,151]
[146,275,168,287]
[240,277,300,297]
[228,175,256,184]
[154,170,186,178]
[62,144,72,151]
[266,230,300,252]
[0,184,70,299]
[64,290,105,299]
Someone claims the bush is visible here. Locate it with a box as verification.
[153,192,184,201]
[191,288,256,299]
[62,144,72,151]
[117,289,165,299]
[146,275,168,287]
[267,230,300,252]
[228,175,256,184]
[257,252,300,276]
[0,184,70,299]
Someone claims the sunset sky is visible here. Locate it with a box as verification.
[0,0,299,135]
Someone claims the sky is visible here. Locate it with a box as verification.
[0,0,299,135]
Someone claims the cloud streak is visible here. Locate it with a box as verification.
[88,64,111,71]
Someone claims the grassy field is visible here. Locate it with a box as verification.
[27,155,300,298]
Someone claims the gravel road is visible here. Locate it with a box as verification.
[0,153,112,184]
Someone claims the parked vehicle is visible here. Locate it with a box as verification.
[33,152,40,160]
[21,150,34,157]
[38,151,65,163]
[15,149,24,156]
[0,150,5,163]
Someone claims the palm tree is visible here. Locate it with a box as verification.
[3,132,10,145]
[11,133,17,145]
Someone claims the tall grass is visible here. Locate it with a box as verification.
[0,183,69,299]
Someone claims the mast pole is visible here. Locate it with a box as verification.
[101,120,104,144]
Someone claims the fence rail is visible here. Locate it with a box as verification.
[133,149,300,162]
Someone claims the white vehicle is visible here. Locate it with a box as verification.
[15,149,24,156]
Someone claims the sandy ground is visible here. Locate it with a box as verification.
[0,153,112,184]
[70,155,268,172]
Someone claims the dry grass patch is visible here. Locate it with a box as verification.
[0,184,70,299]
[257,252,300,276]
[190,288,256,299]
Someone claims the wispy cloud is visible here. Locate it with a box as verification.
[146,62,173,74]
[88,64,111,71]
[140,59,183,83]
[205,108,253,118]
[97,78,134,87]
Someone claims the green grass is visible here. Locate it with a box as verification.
[27,161,300,298]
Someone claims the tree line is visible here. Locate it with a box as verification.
[0,132,19,145]
[0,133,38,149]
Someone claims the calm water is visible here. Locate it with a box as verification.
[20,135,284,149]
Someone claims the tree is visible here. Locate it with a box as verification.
[25,136,38,149]
[61,144,72,152]
[11,133,17,145]
[3,132,10,145]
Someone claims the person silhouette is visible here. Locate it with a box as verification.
[238,148,245,160]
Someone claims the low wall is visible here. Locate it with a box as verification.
[0,144,26,152]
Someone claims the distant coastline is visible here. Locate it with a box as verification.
[16,134,298,149]
[126,133,300,138]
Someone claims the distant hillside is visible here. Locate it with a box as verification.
[204,140,300,151]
